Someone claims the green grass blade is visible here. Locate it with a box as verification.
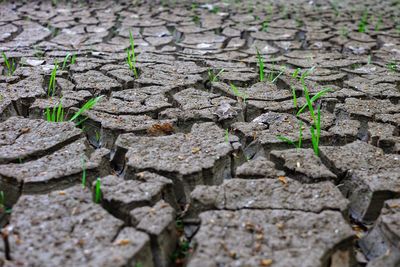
[296,87,331,117]
[71,54,76,65]
[81,157,86,188]
[256,48,265,82]
[69,96,103,123]
[309,87,332,103]
[62,53,71,70]
[277,135,295,146]
[95,178,101,203]
[305,86,315,122]
[316,105,321,144]
[297,121,303,150]
[310,126,319,156]
[45,107,51,121]
[2,52,10,72]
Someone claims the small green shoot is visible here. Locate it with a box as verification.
[48,61,58,96]
[208,68,224,82]
[225,129,229,143]
[2,52,16,76]
[94,178,101,203]
[292,68,301,80]
[256,48,265,82]
[81,157,86,188]
[277,121,303,151]
[230,83,248,103]
[0,191,4,209]
[45,101,65,122]
[387,61,398,72]
[358,10,369,33]
[310,105,322,156]
[340,27,349,38]
[127,31,138,78]
[45,96,103,125]
[267,65,286,84]
[296,87,332,118]
[374,15,382,32]
[367,55,372,65]
[61,53,71,70]
[0,191,11,214]
[61,53,76,70]
[261,20,269,32]
[69,96,103,125]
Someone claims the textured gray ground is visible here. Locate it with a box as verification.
[0,0,399,266]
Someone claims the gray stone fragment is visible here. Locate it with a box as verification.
[189,178,348,218]
[360,199,400,265]
[188,209,354,267]
[131,201,177,267]
[0,117,82,164]
[344,168,400,223]
[98,172,177,220]
[270,148,337,183]
[6,186,152,267]
[115,122,238,203]
[236,156,284,178]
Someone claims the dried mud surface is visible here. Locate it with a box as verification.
[0,0,399,266]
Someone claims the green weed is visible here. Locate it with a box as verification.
[81,157,86,188]
[310,105,322,156]
[2,52,16,76]
[45,96,103,125]
[69,95,103,125]
[296,87,331,118]
[48,61,58,96]
[0,191,11,214]
[358,10,369,33]
[225,129,229,143]
[374,15,382,31]
[230,83,248,103]
[208,68,224,82]
[387,61,398,72]
[277,121,303,151]
[61,53,76,70]
[256,48,265,82]
[45,101,64,122]
[127,31,139,78]
[94,178,101,203]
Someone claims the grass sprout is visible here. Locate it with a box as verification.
[81,157,86,188]
[61,53,76,70]
[296,87,332,118]
[230,83,248,103]
[387,61,398,72]
[256,48,265,82]
[0,191,11,214]
[48,61,58,96]
[358,10,369,33]
[45,96,103,125]
[208,68,224,82]
[69,95,103,125]
[94,178,101,203]
[310,105,322,156]
[45,101,65,122]
[2,52,16,76]
[267,65,286,84]
[225,129,229,143]
[277,121,303,151]
[127,31,138,79]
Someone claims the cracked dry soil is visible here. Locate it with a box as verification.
[0,0,400,266]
